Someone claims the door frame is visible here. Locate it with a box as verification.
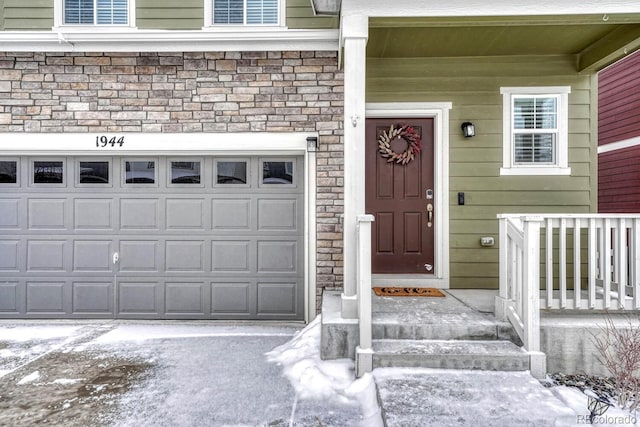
[365,102,451,288]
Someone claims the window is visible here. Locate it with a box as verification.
[170,161,201,184]
[216,160,247,184]
[500,86,571,176]
[262,160,293,184]
[79,161,110,184]
[0,160,17,184]
[57,0,134,26]
[125,160,156,184]
[207,0,281,26]
[33,161,64,184]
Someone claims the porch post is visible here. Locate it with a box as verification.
[341,14,368,319]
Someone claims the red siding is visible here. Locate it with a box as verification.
[599,145,640,213]
[599,50,640,146]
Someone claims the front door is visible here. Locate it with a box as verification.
[365,118,435,274]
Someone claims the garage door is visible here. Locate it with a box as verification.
[0,155,304,320]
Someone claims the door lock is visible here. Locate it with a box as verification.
[112,252,119,265]
[427,203,433,228]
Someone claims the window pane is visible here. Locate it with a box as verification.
[214,0,244,24]
[247,0,278,24]
[34,161,64,184]
[217,161,247,184]
[514,134,555,164]
[65,0,94,24]
[79,161,109,184]
[514,97,557,130]
[0,161,17,184]
[125,161,155,184]
[262,161,292,184]
[97,0,128,24]
[171,161,201,184]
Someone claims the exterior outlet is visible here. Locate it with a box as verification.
[480,237,495,247]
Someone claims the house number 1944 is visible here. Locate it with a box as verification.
[96,136,125,148]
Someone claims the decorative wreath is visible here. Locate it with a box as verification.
[377,124,422,165]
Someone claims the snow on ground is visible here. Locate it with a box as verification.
[550,386,639,426]
[0,325,83,342]
[16,370,40,385]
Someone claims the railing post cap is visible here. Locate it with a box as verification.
[357,214,375,222]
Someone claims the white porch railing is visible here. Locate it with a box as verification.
[496,214,640,378]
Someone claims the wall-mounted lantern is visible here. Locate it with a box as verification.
[461,122,476,138]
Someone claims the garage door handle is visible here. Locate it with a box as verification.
[112,252,119,264]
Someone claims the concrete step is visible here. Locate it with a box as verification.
[372,321,517,342]
[372,339,530,371]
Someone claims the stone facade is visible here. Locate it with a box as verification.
[0,51,344,310]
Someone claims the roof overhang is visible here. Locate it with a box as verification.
[0,29,340,52]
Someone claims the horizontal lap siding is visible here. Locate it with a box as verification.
[368,55,596,289]
[286,0,337,29]
[137,0,203,29]
[599,145,640,212]
[2,0,53,30]
[599,50,640,146]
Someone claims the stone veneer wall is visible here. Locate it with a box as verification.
[0,51,344,312]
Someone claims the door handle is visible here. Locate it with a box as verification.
[427,203,433,228]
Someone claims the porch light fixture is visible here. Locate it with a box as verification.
[307,136,319,152]
[461,122,475,138]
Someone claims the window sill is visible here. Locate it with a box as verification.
[201,25,286,32]
[53,26,137,32]
[500,167,571,176]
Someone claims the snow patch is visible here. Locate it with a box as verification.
[0,326,82,342]
[266,316,383,427]
[17,370,40,385]
[52,378,83,385]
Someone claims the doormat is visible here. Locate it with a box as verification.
[373,287,446,297]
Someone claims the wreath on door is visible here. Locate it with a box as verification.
[377,124,422,165]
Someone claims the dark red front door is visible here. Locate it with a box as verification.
[365,118,435,274]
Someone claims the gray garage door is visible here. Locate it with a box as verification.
[0,155,304,320]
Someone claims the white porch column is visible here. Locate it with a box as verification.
[341,14,368,319]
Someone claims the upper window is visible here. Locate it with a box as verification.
[206,0,281,26]
[500,86,571,176]
[56,0,134,26]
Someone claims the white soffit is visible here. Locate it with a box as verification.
[0,29,339,52]
[341,0,640,17]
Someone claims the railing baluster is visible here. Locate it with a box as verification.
[574,218,581,309]
[588,218,597,309]
[546,219,553,308]
[616,218,627,309]
[633,219,640,309]
[559,218,567,308]
[604,218,612,309]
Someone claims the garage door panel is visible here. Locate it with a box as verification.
[1,154,304,320]
[257,199,297,231]
[27,240,66,271]
[120,199,159,230]
[26,281,66,313]
[0,282,20,312]
[118,281,161,315]
[257,282,297,315]
[72,281,112,314]
[166,282,206,315]
[165,240,204,272]
[257,241,297,273]
[211,281,252,315]
[74,199,113,230]
[73,241,112,272]
[166,199,204,229]
[0,240,19,271]
[28,199,66,229]
[119,241,158,272]
[0,199,20,228]
[212,199,251,230]
[211,240,251,272]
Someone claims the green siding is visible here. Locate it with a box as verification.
[286,0,337,29]
[3,0,53,30]
[367,54,598,290]
[137,0,203,30]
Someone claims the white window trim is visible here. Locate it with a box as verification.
[203,0,286,29]
[54,0,137,29]
[500,86,571,176]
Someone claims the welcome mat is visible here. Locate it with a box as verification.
[373,287,446,297]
